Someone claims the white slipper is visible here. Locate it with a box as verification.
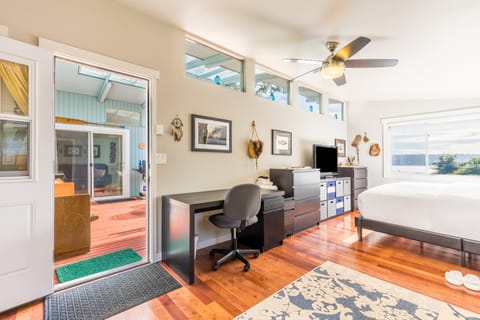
[463,274,480,291]
[445,270,464,286]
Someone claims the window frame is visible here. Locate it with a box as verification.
[327,98,344,120]
[254,65,290,105]
[382,107,480,179]
[0,55,34,179]
[184,36,245,92]
[298,86,322,113]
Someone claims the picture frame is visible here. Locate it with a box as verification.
[93,145,101,158]
[335,138,346,157]
[64,145,82,157]
[272,129,292,155]
[191,114,232,153]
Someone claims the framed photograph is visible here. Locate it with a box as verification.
[272,130,292,155]
[191,114,232,153]
[64,145,82,157]
[335,138,346,157]
[93,145,101,158]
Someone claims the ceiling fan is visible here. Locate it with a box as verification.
[284,36,398,86]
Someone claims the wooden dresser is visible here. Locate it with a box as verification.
[270,168,321,234]
[54,194,91,261]
[338,166,368,210]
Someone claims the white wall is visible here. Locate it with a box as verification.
[348,99,480,188]
[0,0,348,256]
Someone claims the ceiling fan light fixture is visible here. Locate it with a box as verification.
[320,60,345,79]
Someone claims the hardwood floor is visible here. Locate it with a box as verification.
[54,198,147,284]
[2,211,480,319]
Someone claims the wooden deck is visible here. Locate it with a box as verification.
[54,198,147,283]
[2,211,480,319]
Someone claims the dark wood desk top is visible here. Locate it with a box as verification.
[163,188,284,212]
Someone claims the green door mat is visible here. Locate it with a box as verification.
[56,248,142,283]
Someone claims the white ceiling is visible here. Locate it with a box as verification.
[115,0,480,102]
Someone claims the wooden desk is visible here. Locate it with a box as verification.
[162,188,284,284]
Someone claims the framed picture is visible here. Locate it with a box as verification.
[93,145,101,158]
[64,145,82,157]
[191,114,232,153]
[272,130,292,155]
[335,138,346,157]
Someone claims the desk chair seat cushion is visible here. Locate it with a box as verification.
[209,214,258,229]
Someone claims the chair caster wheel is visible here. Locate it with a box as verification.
[212,263,219,271]
[209,250,215,257]
[243,264,250,272]
[253,253,259,258]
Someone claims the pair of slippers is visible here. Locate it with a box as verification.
[445,270,480,291]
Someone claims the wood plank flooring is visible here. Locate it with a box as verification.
[2,211,480,319]
[54,198,147,283]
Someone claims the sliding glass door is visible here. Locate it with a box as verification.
[56,130,90,194]
[93,133,124,199]
[55,124,130,200]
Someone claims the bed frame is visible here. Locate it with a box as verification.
[355,215,480,267]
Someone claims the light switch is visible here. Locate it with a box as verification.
[156,124,164,135]
[156,153,167,164]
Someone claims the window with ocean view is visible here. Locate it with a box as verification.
[383,109,480,177]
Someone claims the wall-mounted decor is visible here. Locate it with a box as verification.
[334,138,346,157]
[248,121,264,168]
[191,114,232,153]
[64,145,82,157]
[93,145,100,158]
[369,143,381,156]
[170,115,184,142]
[272,130,292,155]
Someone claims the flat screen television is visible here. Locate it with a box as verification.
[312,144,338,177]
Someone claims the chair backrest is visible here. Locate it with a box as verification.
[223,184,261,221]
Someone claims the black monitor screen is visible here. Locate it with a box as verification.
[313,144,338,175]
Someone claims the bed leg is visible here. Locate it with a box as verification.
[461,252,466,267]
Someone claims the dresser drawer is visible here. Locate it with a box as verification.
[293,184,320,200]
[355,178,368,189]
[353,168,368,179]
[295,197,320,216]
[294,210,319,232]
[263,196,284,212]
[353,187,367,200]
[293,170,320,185]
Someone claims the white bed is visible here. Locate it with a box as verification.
[355,181,480,265]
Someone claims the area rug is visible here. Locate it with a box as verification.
[235,261,480,319]
[45,263,181,320]
[55,248,142,283]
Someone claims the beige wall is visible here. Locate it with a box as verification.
[347,99,480,188]
[0,0,348,256]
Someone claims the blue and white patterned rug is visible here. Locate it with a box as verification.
[235,261,480,319]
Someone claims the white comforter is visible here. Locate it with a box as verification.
[358,182,480,241]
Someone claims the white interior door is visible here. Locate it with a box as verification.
[0,36,54,311]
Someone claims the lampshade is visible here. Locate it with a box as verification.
[320,60,345,79]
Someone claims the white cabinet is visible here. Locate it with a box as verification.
[320,176,351,221]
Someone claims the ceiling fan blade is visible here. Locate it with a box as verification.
[333,74,346,86]
[283,58,324,64]
[345,59,399,68]
[334,36,371,61]
[290,66,322,81]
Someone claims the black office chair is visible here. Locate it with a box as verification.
[209,184,262,272]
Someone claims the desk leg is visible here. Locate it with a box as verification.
[162,198,195,284]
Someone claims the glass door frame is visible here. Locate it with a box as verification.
[55,123,130,201]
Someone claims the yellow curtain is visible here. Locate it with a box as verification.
[0,59,29,115]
